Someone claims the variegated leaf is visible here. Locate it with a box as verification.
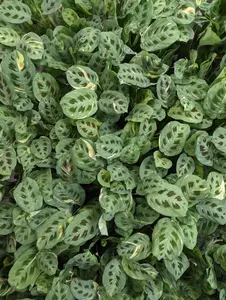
[152,218,184,260]
[159,121,190,156]
[141,18,180,52]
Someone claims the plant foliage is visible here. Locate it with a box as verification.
[0,0,226,299]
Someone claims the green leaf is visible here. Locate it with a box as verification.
[37,251,58,276]
[213,245,226,271]
[157,74,176,108]
[99,90,129,115]
[96,134,123,159]
[107,161,129,182]
[41,0,62,15]
[197,199,226,225]
[30,136,51,159]
[141,18,180,52]
[0,0,31,24]
[15,226,36,245]
[75,27,100,53]
[164,253,190,280]
[117,233,151,261]
[102,258,126,297]
[212,127,226,153]
[46,282,74,300]
[122,258,158,280]
[168,101,204,124]
[70,278,97,300]
[181,222,197,250]
[0,146,17,177]
[62,8,79,26]
[60,89,98,120]
[120,143,140,164]
[176,153,195,177]
[195,133,213,166]
[159,121,190,156]
[132,51,169,78]
[1,50,35,98]
[33,72,60,102]
[173,2,195,24]
[0,72,16,106]
[99,32,125,66]
[65,250,98,269]
[37,210,71,250]
[0,204,14,235]
[176,174,210,206]
[53,181,85,206]
[154,150,172,169]
[118,63,150,88]
[8,247,39,290]
[135,199,159,226]
[66,65,99,90]
[152,218,184,260]
[64,204,100,246]
[146,176,188,217]
[126,104,153,122]
[199,26,221,47]
[13,177,43,213]
[19,32,44,60]
[203,80,226,120]
[99,188,133,220]
[145,276,163,300]
[207,171,225,200]
[0,27,20,47]
[27,207,58,230]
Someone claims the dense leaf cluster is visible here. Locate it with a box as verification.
[0,0,226,299]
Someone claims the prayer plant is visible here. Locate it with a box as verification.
[0,0,226,299]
